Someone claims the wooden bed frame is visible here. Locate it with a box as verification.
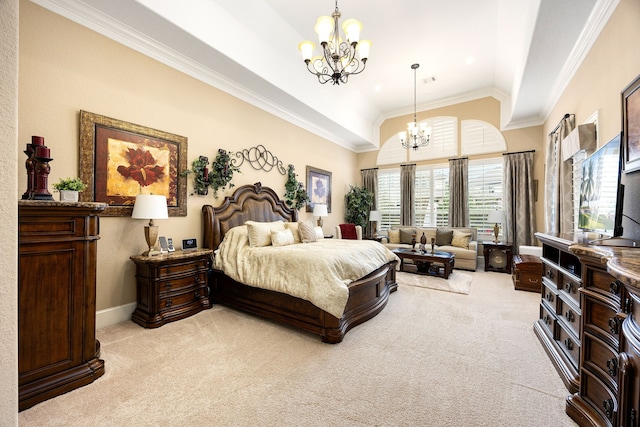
[202,182,397,343]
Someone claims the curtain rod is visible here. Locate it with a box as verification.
[448,157,468,161]
[400,163,416,167]
[503,150,535,156]
[549,113,573,135]
[360,167,378,171]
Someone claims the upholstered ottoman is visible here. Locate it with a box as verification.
[512,254,542,292]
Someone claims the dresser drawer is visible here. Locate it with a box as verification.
[559,274,581,306]
[159,271,207,295]
[539,302,556,340]
[589,267,623,300]
[542,262,559,286]
[581,368,618,425]
[159,285,208,312]
[582,293,621,344]
[557,324,580,368]
[558,294,581,339]
[583,331,619,383]
[158,258,208,278]
[542,281,558,313]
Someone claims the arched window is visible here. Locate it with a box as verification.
[460,120,506,155]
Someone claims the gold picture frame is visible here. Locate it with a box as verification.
[306,166,332,213]
[79,110,187,216]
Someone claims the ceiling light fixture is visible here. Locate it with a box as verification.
[298,0,371,85]
[399,63,432,150]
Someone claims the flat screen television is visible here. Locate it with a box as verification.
[578,133,624,235]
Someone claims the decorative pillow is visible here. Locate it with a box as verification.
[298,221,317,243]
[314,226,325,240]
[339,223,357,240]
[388,229,401,244]
[399,228,416,244]
[271,229,295,247]
[284,222,302,244]
[435,228,454,246]
[451,230,472,249]
[245,220,285,247]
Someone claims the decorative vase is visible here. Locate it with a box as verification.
[431,237,435,254]
[59,190,79,202]
[411,234,417,252]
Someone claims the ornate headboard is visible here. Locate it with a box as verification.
[202,182,298,251]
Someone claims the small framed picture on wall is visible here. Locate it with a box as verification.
[622,74,640,173]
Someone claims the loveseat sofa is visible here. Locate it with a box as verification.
[379,226,478,271]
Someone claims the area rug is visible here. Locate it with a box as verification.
[396,270,472,294]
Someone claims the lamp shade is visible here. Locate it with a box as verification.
[487,210,504,223]
[369,210,381,221]
[131,194,168,219]
[313,203,328,217]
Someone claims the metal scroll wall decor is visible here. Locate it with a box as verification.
[231,145,287,175]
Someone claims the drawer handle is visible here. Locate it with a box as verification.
[546,269,553,279]
[565,282,574,293]
[546,292,554,303]
[607,357,618,377]
[609,317,619,335]
[610,280,621,296]
[165,299,172,307]
[603,398,614,419]
[543,314,551,325]
[565,310,575,323]
[527,278,539,284]
[564,337,574,351]
[165,282,172,290]
[625,297,633,314]
[195,290,200,299]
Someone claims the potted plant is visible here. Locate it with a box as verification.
[53,177,86,202]
[345,185,373,229]
[181,155,210,195]
[209,149,241,197]
[284,165,309,210]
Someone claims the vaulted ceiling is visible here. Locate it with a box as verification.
[32,0,617,152]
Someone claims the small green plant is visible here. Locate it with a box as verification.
[210,149,241,197]
[181,155,210,195]
[53,177,86,192]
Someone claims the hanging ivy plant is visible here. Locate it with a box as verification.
[210,149,241,197]
[284,164,309,210]
[181,155,210,195]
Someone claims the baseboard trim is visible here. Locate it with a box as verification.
[96,302,137,330]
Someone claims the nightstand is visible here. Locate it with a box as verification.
[483,241,513,273]
[130,249,212,328]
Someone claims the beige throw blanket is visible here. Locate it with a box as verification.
[214,225,399,318]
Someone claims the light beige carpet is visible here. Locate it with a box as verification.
[19,270,577,427]
[397,270,472,294]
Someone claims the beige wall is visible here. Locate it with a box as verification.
[18,1,358,311]
[357,97,546,234]
[1,0,19,422]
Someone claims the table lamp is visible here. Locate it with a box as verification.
[487,210,505,243]
[369,210,381,238]
[132,194,168,256]
[313,203,328,227]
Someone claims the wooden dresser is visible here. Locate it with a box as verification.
[130,249,212,328]
[565,245,628,426]
[18,201,106,411]
[534,232,583,394]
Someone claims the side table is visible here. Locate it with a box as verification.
[130,249,212,328]
[483,241,513,273]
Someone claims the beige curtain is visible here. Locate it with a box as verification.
[448,158,468,227]
[504,152,536,252]
[544,114,575,234]
[400,164,415,225]
[361,168,378,237]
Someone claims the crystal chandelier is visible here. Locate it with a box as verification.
[298,0,371,85]
[399,63,432,150]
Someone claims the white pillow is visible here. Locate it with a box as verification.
[314,226,324,240]
[284,222,302,244]
[245,221,285,247]
[271,229,295,247]
[298,221,317,243]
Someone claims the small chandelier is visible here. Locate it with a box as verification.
[399,63,432,150]
[298,0,371,85]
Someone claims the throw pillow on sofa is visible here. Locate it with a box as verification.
[388,229,401,244]
[435,228,454,246]
[451,230,472,249]
[399,228,415,244]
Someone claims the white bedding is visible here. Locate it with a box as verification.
[213,225,399,318]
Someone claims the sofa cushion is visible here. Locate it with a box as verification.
[399,228,415,244]
[416,228,437,244]
[451,230,472,249]
[436,228,453,246]
[388,229,401,244]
